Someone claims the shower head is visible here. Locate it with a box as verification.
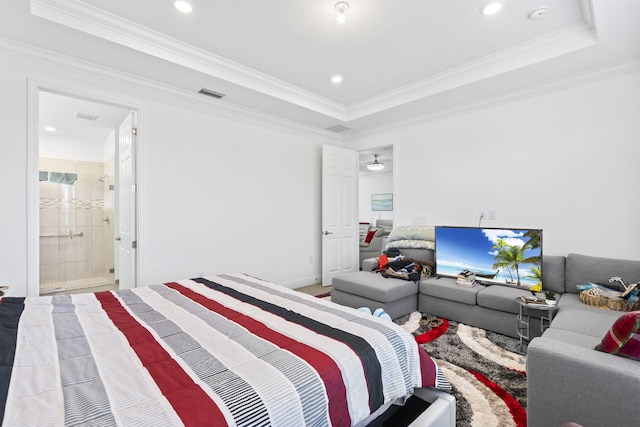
[98,175,109,182]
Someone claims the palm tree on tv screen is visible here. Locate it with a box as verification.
[493,244,539,286]
[491,238,514,282]
[525,266,542,290]
[523,229,542,265]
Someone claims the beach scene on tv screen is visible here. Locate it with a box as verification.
[436,227,542,287]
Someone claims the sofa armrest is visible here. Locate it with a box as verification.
[527,337,640,427]
[361,258,380,271]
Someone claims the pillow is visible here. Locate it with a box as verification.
[387,225,435,243]
[594,311,640,360]
[364,230,377,244]
[387,239,435,250]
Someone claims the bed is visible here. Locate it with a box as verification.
[0,274,452,426]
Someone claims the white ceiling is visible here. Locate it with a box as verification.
[39,91,131,143]
[1,0,639,135]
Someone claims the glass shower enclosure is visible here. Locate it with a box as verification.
[39,157,115,294]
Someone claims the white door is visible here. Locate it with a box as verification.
[322,145,359,286]
[116,112,137,289]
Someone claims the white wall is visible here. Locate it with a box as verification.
[39,133,105,163]
[0,52,337,297]
[359,171,393,224]
[346,70,640,260]
[0,62,29,297]
[103,129,116,162]
[140,101,327,287]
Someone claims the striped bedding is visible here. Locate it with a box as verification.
[0,273,450,426]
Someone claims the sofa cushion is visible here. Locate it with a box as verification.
[550,307,622,338]
[477,285,547,315]
[595,310,640,360]
[542,255,566,294]
[540,327,602,349]
[398,248,435,263]
[362,257,379,271]
[565,253,640,294]
[557,292,628,317]
[333,272,418,303]
[420,277,485,306]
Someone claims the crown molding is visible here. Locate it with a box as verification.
[0,36,342,142]
[31,0,599,124]
[347,21,597,121]
[344,60,640,140]
[30,0,347,121]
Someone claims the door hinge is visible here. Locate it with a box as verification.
[132,241,137,249]
[131,128,137,136]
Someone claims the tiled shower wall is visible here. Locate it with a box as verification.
[39,157,115,292]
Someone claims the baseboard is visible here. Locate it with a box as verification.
[279,275,322,289]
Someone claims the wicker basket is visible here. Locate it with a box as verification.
[607,298,640,312]
[579,289,609,308]
[580,289,639,311]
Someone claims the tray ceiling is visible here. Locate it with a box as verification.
[1,0,639,133]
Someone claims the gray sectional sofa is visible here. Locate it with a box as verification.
[526,254,640,427]
[332,252,640,427]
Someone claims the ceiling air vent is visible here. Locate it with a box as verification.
[326,124,351,133]
[198,88,226,99]
[74,112,99,121]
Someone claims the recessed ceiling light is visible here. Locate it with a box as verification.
[44,126,57,132]
[331,75,344,84]
[174,1,193,14]
[480,1,504,15]
[529,7,548,20]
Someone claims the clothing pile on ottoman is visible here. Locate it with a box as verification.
[332,225,435,319]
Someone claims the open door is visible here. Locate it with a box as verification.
[116,112,137,289]
[322,145,359,285]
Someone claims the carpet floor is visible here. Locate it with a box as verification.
[395,312,528,427]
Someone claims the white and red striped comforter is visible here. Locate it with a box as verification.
[0,274,449,426]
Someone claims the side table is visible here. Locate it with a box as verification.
[516,298,558,352]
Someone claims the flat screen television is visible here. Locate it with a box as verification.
[434,226,542,287]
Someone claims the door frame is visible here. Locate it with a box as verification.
[115,112,137,289]
[26,79,143,296]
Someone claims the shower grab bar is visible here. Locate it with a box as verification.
[39,231,84,238]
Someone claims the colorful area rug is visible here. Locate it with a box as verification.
[395,312,528,427]
[314,292,332,300]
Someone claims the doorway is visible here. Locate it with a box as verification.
[358,146,394,226]
[35,90,133,295]
[357,146,394,266]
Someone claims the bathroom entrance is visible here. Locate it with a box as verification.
[37,91,133,295]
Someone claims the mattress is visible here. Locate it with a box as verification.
[0,273,450,426]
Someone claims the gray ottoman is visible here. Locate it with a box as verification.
[331,271,419,319]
